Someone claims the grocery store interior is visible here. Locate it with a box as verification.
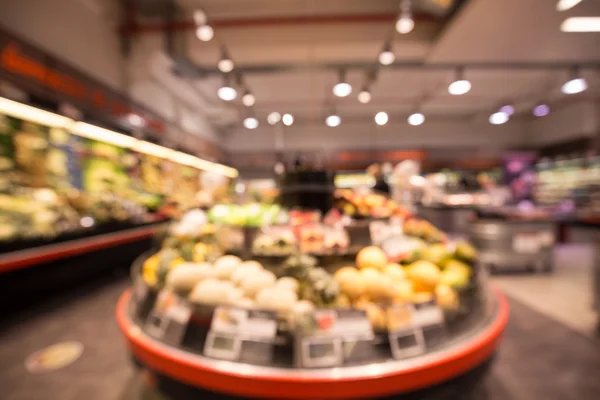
[1,0,600,399]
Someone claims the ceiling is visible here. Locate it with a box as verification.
[124,0,600,135]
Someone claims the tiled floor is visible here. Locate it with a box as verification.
[491,243,599,338]
[0,257,599,400]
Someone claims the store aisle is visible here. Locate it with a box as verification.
[0,274,599,400]
[491,243,598,337]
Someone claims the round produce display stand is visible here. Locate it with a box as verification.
[116,288,509,400]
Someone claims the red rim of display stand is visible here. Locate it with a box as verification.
[116,288,509,399]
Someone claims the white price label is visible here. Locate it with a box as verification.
[412,305,444,328]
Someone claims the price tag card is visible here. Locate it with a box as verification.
[130,278,154,323]
[144,290,191,346]
[387,305,425,359]
[513,233,541,254]
[369,221,394,246]
[204,307,277,361]
[412,301,446,348]
[296,309,374,367]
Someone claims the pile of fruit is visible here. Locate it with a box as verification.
[334,243,476,329]
[402,217,447,244]
[334,189,411,219]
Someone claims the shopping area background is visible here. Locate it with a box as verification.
[0,0,599,399]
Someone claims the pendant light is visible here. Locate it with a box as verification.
[408,112,425,126]
[333,69,352,97]
[217,47,234,73]
[396,0,415,34]
[448,67,471,95]
[375,111,388,126]
[217,74,237,101]
[378,41,395,66]
[242,90,256,107]
[561,67,587,94]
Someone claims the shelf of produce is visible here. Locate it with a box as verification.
[0,222,168,274]
[116,288,509,400]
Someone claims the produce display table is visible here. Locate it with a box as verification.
[116,288,509,400]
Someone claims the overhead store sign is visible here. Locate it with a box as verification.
[0,28,165,136]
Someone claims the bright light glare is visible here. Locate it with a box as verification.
[408,112,425,126]
[533,104,550,117]
[556,0,583,11]
[282,113,294,126]
[448,79,471,95]
[561,17,600,32]
[267,112,281,125]
[326,115,341,127]
[499,105,515,116]
[396,16,415,34]
[333,82,352,97]
[358,90,371,104]
[242,93,256,107]
[218,58,234,73]
[378,51,395,66]
[561,77,588,94]
[80,216,95,228]
[217,86,237,101]
[0,96,73,128]
[74,122,139,149]
[375,112,388,126]
[194,10,208,25]
[489,112,509,125]
[127,113,144,127]
[196,25,214,41]
[243,117,259,129]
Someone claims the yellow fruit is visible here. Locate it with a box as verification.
[361,268,394,303]
[362,303,387,330]
[392,280,414,303]
[142,254,160,286]
[412,291,434,304]
[169,257,185,270]
[193,243,209,263]
[334,267,365,299]
[356,246,388,270]
[435,284,459,310]
[383,263,406,282]
[406,260,442,289]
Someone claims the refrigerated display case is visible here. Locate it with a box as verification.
[116,215,508,399]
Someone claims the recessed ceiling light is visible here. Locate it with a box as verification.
[243,117,259,129]
[217,86,237,101]
[561,17,600,32]
[325,115,341,127]
[556,0,583,12]
[489,111,509,125]
[196,25,214,41]
[561,77,587,94]
[242,92,256,107]
[333,70,352,97]
[267,112,281,125]
[448,68,471,95]
[375,111,388,126]
[407,112,425,126]
[282,113,294,126]
[358,89,372,104]
[533,104,550,117]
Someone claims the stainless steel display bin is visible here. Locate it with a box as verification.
[418,206,476,236]
[469,218,556,273]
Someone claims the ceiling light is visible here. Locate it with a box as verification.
[193,10,208,25]
[196,25,214,41]
[218,59,234,73]
[396,0,414,34]
[267,112,281,125]
[325,114,341,127]
[533,104,550,117]
[561,68,587,94]
[127,113,145,127]
[375,111,388,126]
[489,111,509,125]
[0,96,73,128]
[561,17,600,32]
[218,85,237,101]
[556,0,583,11]
[218,75,237,101]
[448,67,471,95]
[282,113,294,126]
[378,41,395,66]
[243,117,259,129]
[333,69,352,97]
[499,105,515,116]
[408,112,425,126]
[242,91,256,107]
[358,89,372,104]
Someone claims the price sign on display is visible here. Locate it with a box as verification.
[144,291,191,346]
[387,304,425,360]
[204,307,277,363]
[295,309,375,368]
[130,278,155,323]
[412,301,446,347]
